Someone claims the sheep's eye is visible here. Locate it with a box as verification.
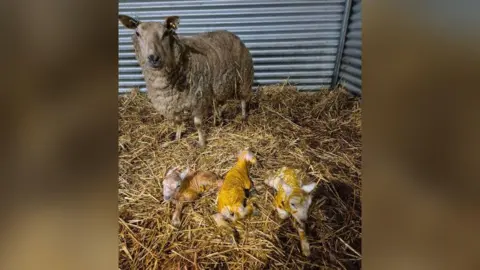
[290,202,296,208]
[135,31,140,37]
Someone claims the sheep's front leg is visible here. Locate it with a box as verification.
[214,103,227,126]
[240,100,248,121]
[161,116,183,148]
[172,201,184,227]
[219,104,228,122]
[193,116,206,148]
[296,221,311,257]
[174,116,182,141]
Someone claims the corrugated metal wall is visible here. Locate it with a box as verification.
[118,0,346,93]
[339,0,361,95]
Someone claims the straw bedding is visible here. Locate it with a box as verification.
[118,84,362,270]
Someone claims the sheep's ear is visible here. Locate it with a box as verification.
[119,15,140,29]
[165,16,180,31]
[302,182,317,194]
[179,167,189,180]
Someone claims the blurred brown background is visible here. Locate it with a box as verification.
[0,0,479,269]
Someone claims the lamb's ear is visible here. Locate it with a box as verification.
[165,16,180,31]
[302,182,317,194]
[281,182,293,196]
[179,167,189,180]
[166,166,180,176]
[119,15,140,29]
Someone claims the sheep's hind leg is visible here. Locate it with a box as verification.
[174,116,183,141]
[194,116,206,148]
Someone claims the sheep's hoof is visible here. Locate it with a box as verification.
[252,208,260,217]
[172,218,181,228]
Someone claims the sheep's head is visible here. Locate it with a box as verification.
[162,167,189,202]
[118,14,184,70]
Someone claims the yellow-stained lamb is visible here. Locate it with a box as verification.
[212,150,258,238]
[163,167,222,227]
[265,167,317,257]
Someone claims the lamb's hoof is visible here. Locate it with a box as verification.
[232,230,240,244]
[301,241,311,257]
[161,140,176,148]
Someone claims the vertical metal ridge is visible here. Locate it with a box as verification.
[339,0,362,95]
[330,0,352,89]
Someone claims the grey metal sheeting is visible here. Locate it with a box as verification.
[118,0,346,93]
[339,0,362,95]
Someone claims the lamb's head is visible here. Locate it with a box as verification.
[118,14,184,70]
[237,149,257,166]
[162,167,189,202]
[280,168,317,223]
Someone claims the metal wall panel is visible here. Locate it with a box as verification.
[118,0,346,93]
[339,0,362,95]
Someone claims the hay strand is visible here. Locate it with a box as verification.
[119,84,362,269]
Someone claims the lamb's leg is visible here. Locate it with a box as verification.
[276,207,290,220]
[212,213,230,229]
[265,176,280,189]
[212,213,238,244]
[296,221,311,257]
[193,116,206,148]
[245,200,260,217]
[172,201,184,227]
[240,100,248,121]
[237,203,254,220]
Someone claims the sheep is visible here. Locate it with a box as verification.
[163,167,222,227]
[212,150,259,241]
[264,167,317,257]
[118,15,254,148]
